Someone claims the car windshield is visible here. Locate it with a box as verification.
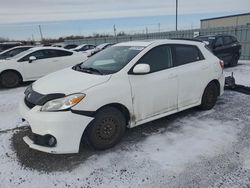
[9,48,34,60]
[73,46,144,75]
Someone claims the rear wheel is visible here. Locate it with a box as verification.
[85,106,126,150]
[199,82,218,110]
[0,71,21,88]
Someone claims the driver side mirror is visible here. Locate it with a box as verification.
[29,56,36,63]
[133,64,150,74]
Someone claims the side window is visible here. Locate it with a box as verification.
[89,45,95,49]
[54,50,73,57]
[82,46,88,51]
[231,36,237,42]
[174,45,204,66]
[214,37,224,48]
[19,50,46,62]
[223,36,233,45]
[137,45,173,73]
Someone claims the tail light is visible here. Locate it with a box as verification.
[219,60,224,69]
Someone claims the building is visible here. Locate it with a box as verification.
[201,13,250,29]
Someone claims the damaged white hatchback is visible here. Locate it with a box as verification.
[19,40,225,154]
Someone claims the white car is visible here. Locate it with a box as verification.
[73,44,96,52]
[0,47,87,88]
[19,40,225,154]
[83,43,113,57]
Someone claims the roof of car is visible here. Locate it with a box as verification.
[115,39,204,47]
[27,46,73,51]
[197,34,234,38]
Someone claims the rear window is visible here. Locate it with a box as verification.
[224,36,233,45]
[174,45,204,66]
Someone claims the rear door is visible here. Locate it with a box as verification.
[172,44,210,109]
[128,45,178,123]
[20,49,74,79]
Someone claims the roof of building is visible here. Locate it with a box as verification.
[201,12,250,22]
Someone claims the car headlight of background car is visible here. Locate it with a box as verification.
[41,93,85,112]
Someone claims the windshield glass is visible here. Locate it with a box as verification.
[9,48,34,59]
[76,46,144,75]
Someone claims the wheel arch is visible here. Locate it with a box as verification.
[80,102,130,149]
[0,69,23,82]
[95,103,131,126]
[204,79,220,97]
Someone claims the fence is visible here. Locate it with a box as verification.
[65,25,250,60]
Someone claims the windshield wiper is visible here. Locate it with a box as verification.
[73,64,103,75]
[81,67,104,75]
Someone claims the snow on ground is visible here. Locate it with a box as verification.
[224,60,250,86]
[0,109,243,188]
[0,61,250,188]
[0,86,26,131]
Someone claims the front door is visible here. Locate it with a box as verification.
[128,45,178,124]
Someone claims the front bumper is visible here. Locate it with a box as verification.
[19,97,94,154]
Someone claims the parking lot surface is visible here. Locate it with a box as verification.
[0,61,250,188]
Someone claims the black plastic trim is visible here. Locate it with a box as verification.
[24,85,66,109]
[71,109,96,117]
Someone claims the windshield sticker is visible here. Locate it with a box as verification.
[208,37,216,40]
[129,47,144,51]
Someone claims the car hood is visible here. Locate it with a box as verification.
[32,67,111,95]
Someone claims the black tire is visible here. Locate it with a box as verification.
[229,54,239,67]
[199,83,218,110]
[85,106,126,150]
[0,71,21,88]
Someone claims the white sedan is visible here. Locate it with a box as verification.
[0,47,87,88]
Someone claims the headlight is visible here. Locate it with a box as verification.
[41,93,85,112]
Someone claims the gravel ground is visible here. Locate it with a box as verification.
[0,61,250,188]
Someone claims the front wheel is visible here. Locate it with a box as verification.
[0,71,21,88]
[85,107,126,150]
[199,83,218,110]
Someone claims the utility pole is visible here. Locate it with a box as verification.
[176,0,178,31]
[113,25,117,37]
[158,23,161,32]
[38,25,43,41]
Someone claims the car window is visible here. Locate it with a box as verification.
[174,45,204,66]
[214,37,224,47]
[137,45,173,73]
[231,36,237,42]
[89,45,95,49]
[81,46,88,51]
[49,50,73,57]
[223,36,233,45]
[64,44,78,49]
[19,50,49,62]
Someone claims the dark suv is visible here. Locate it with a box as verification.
[196,34,241,67]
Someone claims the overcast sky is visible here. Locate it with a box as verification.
[0,0,250,24]
[0,0,249,39]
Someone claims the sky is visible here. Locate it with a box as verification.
[0,0,249,40]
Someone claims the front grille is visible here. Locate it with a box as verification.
[24,97,36,109]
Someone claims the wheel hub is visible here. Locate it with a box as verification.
[97,117,117,140]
